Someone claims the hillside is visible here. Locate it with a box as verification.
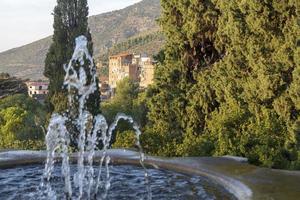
[0,73,27,99]
[109,31,164,56]
[0,37,52,80]
[0,0,161,80]
[98,31,165,66]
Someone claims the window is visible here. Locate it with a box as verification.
[39,86,42,90]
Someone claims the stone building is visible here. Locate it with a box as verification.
[139,60,155,88]
[26,81,49,102]
[108,53,155,95]
[98,76,111,101]
[108,53,139,92]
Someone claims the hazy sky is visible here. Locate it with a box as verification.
[0,0,141,52]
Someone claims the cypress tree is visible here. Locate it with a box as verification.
[44,0,99,115]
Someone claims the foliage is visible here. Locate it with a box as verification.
[0,140,45,151]
[144,0,300,169]
[102,77,140,123]
[0,94,46,150]
[176,132,215,157]
[112,130,137,149]
[144,0,220,156]
[0,73,10,79]
[101,77,148,146]
[0,74,27,99]
[102,78,138,143]
[98,66,109,77]
[109,32,164,55]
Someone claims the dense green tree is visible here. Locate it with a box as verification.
[112,130,137,149]
[102,77,140,139]
[206,0,299,168]
[101,77,148,146]
[145,0,299,168]
[44,0,100,148]
[102,77,139,123]
[144,0,220,156]
[44,0,99,114]
[0,94,46,150]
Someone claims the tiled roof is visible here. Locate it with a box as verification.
[26,82,49,86]
[109,52,133,58]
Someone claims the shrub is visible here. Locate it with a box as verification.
[112,130,137,149]
[0,94,46,150]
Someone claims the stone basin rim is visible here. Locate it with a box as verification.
[0,149,254,200]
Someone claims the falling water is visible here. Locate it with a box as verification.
[41,35,151,200]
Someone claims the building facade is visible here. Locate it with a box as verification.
[139,61,155,88]
[108,53,155,97]
[97,76,110,101]
[109,53,140,91]
[26,81,49,102]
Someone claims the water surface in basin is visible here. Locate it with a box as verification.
[0,164,235,200]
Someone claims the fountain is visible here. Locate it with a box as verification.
[39,35,150,200]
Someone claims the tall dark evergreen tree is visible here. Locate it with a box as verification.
[144,0,220,156]
[44,0,99,115]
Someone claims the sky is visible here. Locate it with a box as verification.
[0,0,141,52]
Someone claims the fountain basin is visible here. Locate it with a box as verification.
[0,164,235,200]
[0,149,299,200]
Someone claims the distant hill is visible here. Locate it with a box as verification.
[98,31,165,66]
[0,37,52,80]
[109,31,164,56]
[0,0,161,80]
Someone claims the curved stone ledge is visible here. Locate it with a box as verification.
[0,149,299,200]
